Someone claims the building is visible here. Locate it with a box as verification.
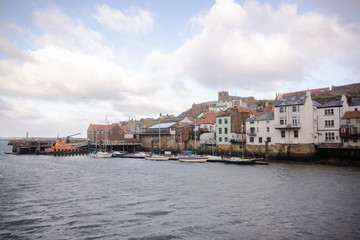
[246,112,274,145]
[274,91,318,144]
[87,123,134,145]
[216,109,248,146]
[340,111,360,147]
[316,97,345,144]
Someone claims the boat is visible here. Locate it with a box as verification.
[222,157,256,164]
[146,114,169,161]
[206,155,223,162]
[111,151,125,157]
[179,151,208,163]
[145,152,169,161]
[45,133,81,154]
[90,150,112,158]
[123,152,147,158]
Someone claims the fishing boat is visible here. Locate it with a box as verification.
[179,151,208,163]
[222,157,256,164]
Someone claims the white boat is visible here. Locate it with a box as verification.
[111,151,125,157]
[179,152,208,163]
[91,151,112,158]
[145,154,169,161]
[222,157,256,164]
[206,155,223,162]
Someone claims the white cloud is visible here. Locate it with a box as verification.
[146,0,360,94]
[94,5,154,34]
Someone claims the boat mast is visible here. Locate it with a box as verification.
[159,113,161,153]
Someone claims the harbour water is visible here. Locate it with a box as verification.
[1,140,360,239]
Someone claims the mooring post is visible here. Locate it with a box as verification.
[265,141,269,161]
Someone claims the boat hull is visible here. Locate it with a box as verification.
[146,156,169,161]
[223,157,256,164]
[179,157,208,163]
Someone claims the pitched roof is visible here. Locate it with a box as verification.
[217,110,235,118]
[275,95,307,107]
[317,100,343,108]
[264,105,273,112]
[248,112,274,121]
[148,122,178,129]
[343,111,360,119]
[119,125,131,133]
[196,112,218,124]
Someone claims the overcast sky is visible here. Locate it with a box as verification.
[0,0,359,138]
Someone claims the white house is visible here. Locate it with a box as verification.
[246,112,275,145]
[316,99,344,144]
[274,91,319,144]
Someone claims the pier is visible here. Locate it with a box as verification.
[8,138,141,155]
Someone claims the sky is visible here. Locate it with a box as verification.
[0,0,359,138]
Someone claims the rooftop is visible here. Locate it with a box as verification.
[343,111,360,119]
[275,95,307,107]
[248,112,274,122]
[318,100,343,108]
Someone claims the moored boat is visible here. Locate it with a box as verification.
[222,157,256,164]
[145,152,169,161]
[178,151,208,163]
[90,150,112,158]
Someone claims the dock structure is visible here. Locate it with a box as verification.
[8,138,142,155]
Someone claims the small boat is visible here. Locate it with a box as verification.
[123,152,147,158]
[111,151,125,157]
[222,157,256,164]
[179,151,208,163]
[206,155,223,162]
[145,152,169,161]
[90,151,112,158]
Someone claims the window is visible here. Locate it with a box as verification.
[325,109,334,115]
[266,121,270,124]
[259,137,262,143]
[225,137,228,142]
[280,116,287,125]
[218,119,222,124]
[280,106,286,113]
[119,130,123,134]
[356,119,360,124]
[292,105,299,112]
[249,137,254,142]
[292,115,300,126]
[352,127,358,134]
[266,137,271,143]
[325,132,335,141]
[266,127,270,132]
[224,118,228,124]
[281,131,285,138]
[341,128,346,133]
[353,138,358,143]
[219,137,222,142]
[224,128,228,134]
[219,128,222,134]
[325,120,334,127]
[346,119,351,124]
[294,130,298,138]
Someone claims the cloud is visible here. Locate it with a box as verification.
[34,6,113,58]
[145,0,360,94]
[0,97,42,121]
[94,5,154,34]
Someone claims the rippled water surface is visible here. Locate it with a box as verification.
[1,141,360,239]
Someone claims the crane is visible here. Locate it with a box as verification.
[66,133,81,143]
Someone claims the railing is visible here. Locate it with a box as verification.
[247,132,257,136]
[275,124,301,129]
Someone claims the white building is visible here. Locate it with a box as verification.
[246,112,275,145]
[274,91,318,144]
[316,98,345,144]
